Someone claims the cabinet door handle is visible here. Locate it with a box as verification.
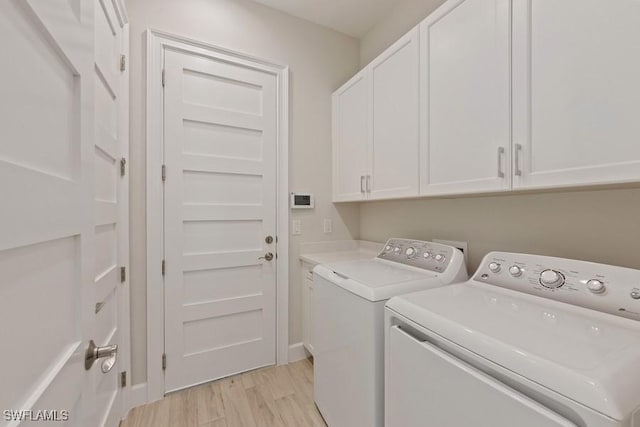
[366,175,371,193]
[360,175,365,193]
[514,144,523,176]
[497,146,505,178]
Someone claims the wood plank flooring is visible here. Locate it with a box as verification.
[121,359,326,427]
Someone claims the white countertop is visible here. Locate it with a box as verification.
[299,240,384,266]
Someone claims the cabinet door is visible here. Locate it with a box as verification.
[306,278,315,354]
[332,71,370,201]
[512,0,640,189]
[369,28,420,200]
[420,0,511,196]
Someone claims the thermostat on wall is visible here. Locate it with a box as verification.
[290,193,314,209]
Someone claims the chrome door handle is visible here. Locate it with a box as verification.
[514,144,523,176]
[497,146,505,178]
[85,340,118,372]
[360,175,365,193]
[259,252,274,261]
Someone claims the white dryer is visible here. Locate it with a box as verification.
[385,252,640,427]
[313,238,467,427]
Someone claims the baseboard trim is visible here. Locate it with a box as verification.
[127,382,148,412]
[288,342,310,363]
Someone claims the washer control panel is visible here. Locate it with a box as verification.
[474,252,640,320]
[378,239,455,273]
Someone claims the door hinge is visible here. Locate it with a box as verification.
[162,259,166,276]
[162,353,167,370]
[161,164,166,182]
[120,157,126,176]
[161,69,165,87]
[120,371,127,387]
[120,266,126,283]
[120,54,126,72]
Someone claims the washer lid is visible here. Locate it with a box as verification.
[313,259,439,302]
[386,282,640,421]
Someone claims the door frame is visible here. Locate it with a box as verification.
[145,29,290,403]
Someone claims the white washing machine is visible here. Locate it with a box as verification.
[313,238,468,427]
[385,252,640,427]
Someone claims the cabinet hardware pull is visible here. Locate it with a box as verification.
[497,146,505,178]
[366,175,371,193]
[514,144,523,176]
[360,175,365,193]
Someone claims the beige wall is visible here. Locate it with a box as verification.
[358,1,640,273]
[126,0,360,385]
[359,0,446,66]
[359,188,640,273]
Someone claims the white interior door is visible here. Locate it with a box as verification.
[163,48,278,392]
[512,0,640,189]
[0,0,96,425]
[369,28,420,200]
[93,0,128,425]
[419,0,511,196]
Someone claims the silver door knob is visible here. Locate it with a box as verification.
[85,340,118,371]
[259,252,274,261]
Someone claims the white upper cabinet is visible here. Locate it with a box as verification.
[332,70,370,201]
[419,0,511,196]
[512,0,640,189]
[369,28,420,200]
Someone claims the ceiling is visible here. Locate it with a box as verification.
[250,0,402,38]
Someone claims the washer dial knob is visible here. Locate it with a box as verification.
[586,279,606,294]
[393,247,401,254]
[540,269,564,288]
[434,254,446,263]
[509,265,523,277]
[385,245,393,252]
[488,262,501,273]
[423,251,432,259]
[405,247,416,258]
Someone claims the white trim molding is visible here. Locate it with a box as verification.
[145,29,290,403]
[288,342,310,363]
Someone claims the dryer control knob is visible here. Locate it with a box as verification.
[405,247,416,258]
[489,262,501,273]
[434,254,445,263]
[385,245,393,252]
[540,270,564,288]
[423,251,432,259]
[509,266,523,277]
[587,279,606,294]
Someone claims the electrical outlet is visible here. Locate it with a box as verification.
[323,219,332,234]
[292,220,302,235]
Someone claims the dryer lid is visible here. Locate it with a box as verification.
[387,282,640,421]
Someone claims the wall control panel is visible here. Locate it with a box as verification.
[474,252,640,320]
[377,239,455,273]
[290,193,314,209]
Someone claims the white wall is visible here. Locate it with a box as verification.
[126,0,360,385]
[359,0,446,66]
[357,0,640,276]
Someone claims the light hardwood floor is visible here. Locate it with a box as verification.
[121,359,326,427]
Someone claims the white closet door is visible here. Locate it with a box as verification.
[93,0,128,425]
[420,0,511,196]
[0,0,96,425]
[163,49,278,392]
[512,0,640,189]
[332,71,370,202]
[369,28,420,200]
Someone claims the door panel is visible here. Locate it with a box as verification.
[332,71,369,202]
[420,0,511,195]
[369,28,420,200]
[387,326,576,427]
[164,49,278,392]
[512,0,640,189]
[0,0,94,425]
[93,0,126,425]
